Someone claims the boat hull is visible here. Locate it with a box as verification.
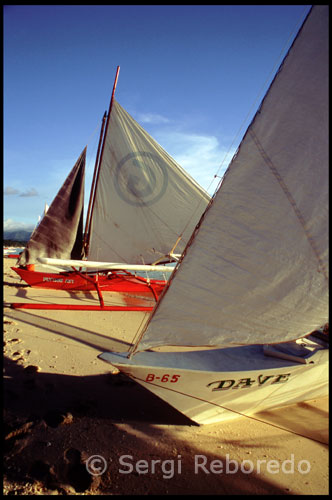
[99,340,328,425]
[11,267,166,297]
[4,247,24,259]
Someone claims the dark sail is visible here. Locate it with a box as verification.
[18,147,86,266]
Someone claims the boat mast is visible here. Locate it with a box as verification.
[83,65,120,258]
[82,111,107,257]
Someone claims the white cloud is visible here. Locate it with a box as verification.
[137,113,170,125]
[4,186,20,195]
[154,130,235,195]
[4,218,35,231]
[19,188,39,197]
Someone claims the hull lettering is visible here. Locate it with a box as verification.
[207,373,291,391]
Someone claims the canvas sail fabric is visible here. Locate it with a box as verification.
[137,5,328,351]
[18,148,86,266]
[88,100,210,264]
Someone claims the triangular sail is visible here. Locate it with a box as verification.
[87,100,210,264]
[18,148,86,266]
[136,5,328,351]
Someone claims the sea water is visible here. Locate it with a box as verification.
[135,262,176,281]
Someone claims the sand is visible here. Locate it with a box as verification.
[3,258,329,495]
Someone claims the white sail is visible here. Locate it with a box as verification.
[136,5,328,351]
[88,100,210,264]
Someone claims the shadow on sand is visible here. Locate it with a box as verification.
[4,355,294,495]
[4,308,327,494]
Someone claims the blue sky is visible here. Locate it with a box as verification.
[4,4,311,231]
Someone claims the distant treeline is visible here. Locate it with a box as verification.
[3,240,27,247]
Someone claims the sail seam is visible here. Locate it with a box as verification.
[249,129,327,282]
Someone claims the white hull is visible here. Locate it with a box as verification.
[99,337,328,425]
[4,247,24,255]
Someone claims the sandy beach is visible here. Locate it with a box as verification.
[3,257,329,495]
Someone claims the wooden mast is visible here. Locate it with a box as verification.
[82,111,107,257]
[83,65,120,258]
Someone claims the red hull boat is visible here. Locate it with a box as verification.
[12,266,166,299]
[13,67,209,311]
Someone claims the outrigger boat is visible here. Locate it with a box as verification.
[99,6,328,424]
[4,247,24,259]
[12,67,210,305]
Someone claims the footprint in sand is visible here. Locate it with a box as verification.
[11,349,31,364]
[13,356,25,364]
[62,448,94,493]
[12,351,23,358]
[4,318,16,325]
[43,411,74,428]
[24,365,41,374]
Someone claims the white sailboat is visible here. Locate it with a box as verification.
[13,69,210,301]
[99,5,329,424]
